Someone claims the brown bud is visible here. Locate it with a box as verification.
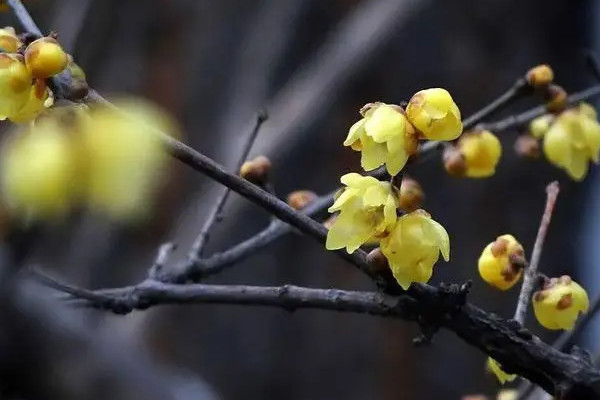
[490,237,508,257]
[239,155,271,184]
[287,190,317,210]
[545,84,567,113]
[442,145,466,177]
[397,177,424,213]
[514,134,540,159]
[366,247,389,274]
[526,64,554,88]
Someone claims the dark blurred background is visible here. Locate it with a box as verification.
[3,0,599,399]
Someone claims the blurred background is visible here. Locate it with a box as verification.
[0,0,598,399]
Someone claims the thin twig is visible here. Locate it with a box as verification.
[187,111,268,262]
[148,242,177,279]
[513,182,560,324]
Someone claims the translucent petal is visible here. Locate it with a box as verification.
[364,105,405,143]
[344,118,366,146]
[360,140,387,171]
[328,187,359,212]
[362,183,388,206]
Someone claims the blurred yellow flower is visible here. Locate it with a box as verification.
[543,107,600,181]
[0,27,21,53]
[478,234,524,290]
[326,173,398,253]
[380,209,449,289]
[82,100,171,220]
[24,37,68,79]
[0,122,77,218]
[458,130,502,178]
[528,114,553,139]
[487,358,516,384]
[344,103,417,176]
[405,88,463,141]
[533,275,589,330]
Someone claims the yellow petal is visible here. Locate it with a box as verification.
[364,104,406,143]
[344,118,366,147]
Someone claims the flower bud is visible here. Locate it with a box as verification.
[287,190,317,210]
[458,130,502,178]
[397,177,424,213]
[526,64,554,88]
[528,114,553,139]
[443,145,466,177]
[478,234,525,290]
[544,84,567,113]
[24,37,68,79]
[405,88,463,141]
[514,134,540,159]
[239,155,271,184]
[533,275,589,330]
[0,27,21,53]
[486,357,516,384]
[0,53,32,118]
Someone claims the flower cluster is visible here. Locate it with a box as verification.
[0,100,172,221]
[327,88,461,288]
[0,29,71,123]
[526,103,600,180]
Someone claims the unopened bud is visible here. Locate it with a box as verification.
[239,155,271,184]
[443,145,466,177]
[287,190,317,210]
[397,177,424,213]
[514,134,540,158]
[24,37,68,79]
[545,84,567,113]
[526,64,554,88]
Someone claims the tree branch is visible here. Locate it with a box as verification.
[32,269,600,399]
[187,111,267,262]
[514,182,560,324]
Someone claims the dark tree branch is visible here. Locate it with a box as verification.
[187,111,267,262]
[32,270,600,399]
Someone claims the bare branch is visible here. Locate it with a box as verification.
[513,182,560,324]
[187,111,268,262]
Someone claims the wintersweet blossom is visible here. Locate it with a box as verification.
[533,275,589,330]
[344,103,418,176]
[326,173,398,253]
[478,234,525,290]
[458,130,502,178]
[379,209,449,289]
[405,88,463,141]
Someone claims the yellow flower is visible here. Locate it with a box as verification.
[344,103,417,176]
[380,209,449,289]
[7,79,51,123]
[326,173,398,253]
[82,100,171,220]
[487,358,516,384]
[458,130,502,178]
[528,114,553,139]
[0,53,32,118]
[0,122,77,219]
[24,37,68,79]
[478,234,525,290]
[0,27,21,52]
[533,275,589,330]
[405,88,463,141]
[543,108,600,181]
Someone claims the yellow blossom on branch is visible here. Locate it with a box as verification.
[8,78,52,123]
[0,27,21,52]
[379,209,449,289]
[543,106,600,181]
[533,275,589,330]
[325,173,398,253]
[0,53,32,118]
[24,36,68,79]
[478,234,525,290]
[344,103,418,176]
[458,130,502,178]
[405,88,463,141]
